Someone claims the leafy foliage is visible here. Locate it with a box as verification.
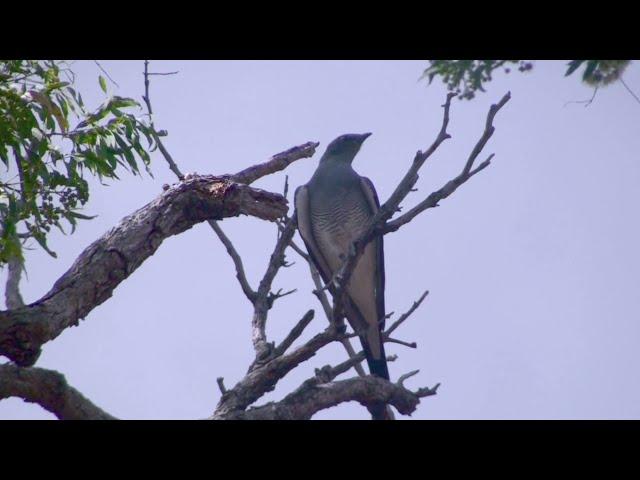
[0,60,156,265]
[422,60,533,100]
[423,60,631,100]
[564,60,630,86]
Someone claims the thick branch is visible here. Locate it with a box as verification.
[230,142,320,186]
[0,176,289,366]
[223,375,438,420]
[251,217,297,357]
[0,364,116,420]
[211,325,352,418]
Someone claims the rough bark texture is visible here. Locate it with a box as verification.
[230,142,319,185]
[211,325,350,419]
[223,375,437,420]
[0,364,116,420]
[0,176,288,367]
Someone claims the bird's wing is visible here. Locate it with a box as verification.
[359,176,386,331]
[294,185,333,285]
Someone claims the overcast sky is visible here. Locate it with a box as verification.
[2,60,640,420]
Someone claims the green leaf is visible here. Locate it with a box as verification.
[583,60,599,81]
[99,75,107,93]
[565,60,585,77]
[44,81,70,93]
[109,96,139,110]
[68,211,97,220]
[33,231,58,258]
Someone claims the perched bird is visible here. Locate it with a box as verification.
[294,133,392,420]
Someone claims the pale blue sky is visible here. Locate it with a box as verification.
[2,60,640,419]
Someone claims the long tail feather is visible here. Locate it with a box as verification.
[360,333,394,420]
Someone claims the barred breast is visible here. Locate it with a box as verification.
[309,185,373,271]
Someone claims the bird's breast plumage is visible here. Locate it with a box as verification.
[308,183,373,267]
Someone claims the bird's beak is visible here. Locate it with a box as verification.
[359,132,372,143]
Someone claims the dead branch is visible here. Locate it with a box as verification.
[250,217,297,358]
[223,375,439,420]
[273,309,315,357]
[230,142,320,186]
[208,220,257,302]
[383,289,429,338]
[0,363,116,420]
[211,325,355,419]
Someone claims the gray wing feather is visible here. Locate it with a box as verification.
[359,177,386,331]
[294,185,333,285]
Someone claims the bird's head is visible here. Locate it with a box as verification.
[320,132,371,164]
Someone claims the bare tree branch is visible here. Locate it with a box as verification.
[216,377,227,394]
[230,142,320,186]
[273,309,315,357]
[397,369,421,387]
[0,176,289,366]
[384,289,429,338]
[0,363,116,420]
[385,337,417,349]
[223,375,439,420]
[383,153,493,232]
[208,220,257,302]
[251,217,297,358]
[462,92,511,175]
[142,60,184,179]
[564,87,599,108]
[211,325,355,418]
[5,257,25,309]
[620,76,640,105]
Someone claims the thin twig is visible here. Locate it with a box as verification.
[273,309,315,357]
[397,370,420,387]
[564,87,599,108]
[620,77,640,105]
[385,337,417,349]
[462,91,511,175]
[148,71,179,76]
[384,289,429,338]
[142,60,183,179]
[384,92,511,233]
[94,60,120,88]
[208,220,256,302]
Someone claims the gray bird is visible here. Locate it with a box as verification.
[295,133,392,420]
